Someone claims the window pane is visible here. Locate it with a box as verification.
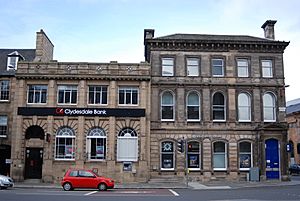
[213,154,225,168]
[213,93,224,105]
[161,141,174,152]
[212,59,224,76]
[240,154,251,168]
[262,60,273,78]
[188,154,200,168]
[237,59,249,77]
[187,106,199,119]
[161,154,174,169]
[0,80,10,101]
[162,106,173,119]
[214,142,225,152]
[162,92,173,104]
[240,142,251,152]
[187,58,199,76]
[212,66,223,76]
[162,58,174,76]
[188,93,199,105]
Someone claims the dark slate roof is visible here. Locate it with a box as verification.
[0,49,35,76]
[286,103,300,115]
[154,33,281,43]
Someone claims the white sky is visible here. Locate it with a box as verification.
[0,0,299,101]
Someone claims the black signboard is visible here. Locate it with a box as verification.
[18,107,145,117]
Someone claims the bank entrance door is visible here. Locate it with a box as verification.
[265,139,280,179]
[25,148,43,179]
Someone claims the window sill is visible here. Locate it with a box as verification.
[161,168,175,171]
[213,168,227,171]
[54,158,75,161]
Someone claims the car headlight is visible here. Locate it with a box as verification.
[0,178,9,182]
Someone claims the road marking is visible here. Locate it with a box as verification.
[84,191,97,196]
[168,189,179,196]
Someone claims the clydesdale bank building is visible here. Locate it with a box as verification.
[4,20,291,183]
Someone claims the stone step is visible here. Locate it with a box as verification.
[23,179,41,184]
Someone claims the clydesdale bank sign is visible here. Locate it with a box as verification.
[18,107,145,117]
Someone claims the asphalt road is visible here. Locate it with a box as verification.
[1,185,300,201]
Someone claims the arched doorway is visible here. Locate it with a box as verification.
[24,125,44,179]
[265,138,280,179]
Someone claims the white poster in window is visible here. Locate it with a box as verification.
[96,146,104,157]
[65,145,73,157]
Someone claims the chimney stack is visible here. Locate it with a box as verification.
[34,29,54,62]
[261,20,277,40]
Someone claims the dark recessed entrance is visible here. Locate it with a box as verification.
[24,125,44,179]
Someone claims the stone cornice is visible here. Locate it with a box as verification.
[146,39,289,53]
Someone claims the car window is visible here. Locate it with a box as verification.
[69,170,78,177]
[78,170,94,177]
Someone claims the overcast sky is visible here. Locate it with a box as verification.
[0,0,299,101]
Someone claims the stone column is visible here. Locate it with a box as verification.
[202,138,212,181]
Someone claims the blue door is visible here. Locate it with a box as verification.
[265,139,280,179]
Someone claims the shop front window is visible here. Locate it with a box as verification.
[187,141,200,170]
[213,141,227,170]
[161,141,174,170]
[87,127,106,160]
[55,127,75,160]
[239,141,252,170]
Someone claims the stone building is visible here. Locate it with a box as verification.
[286,99,300,165]
[144,20,290,181]
[0,44,36,176]
[11,32,151,183]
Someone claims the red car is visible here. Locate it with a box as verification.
[61,169,114,191]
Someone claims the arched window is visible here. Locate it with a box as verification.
[187,92,200,121]
[55,127,75,159]
[213,141,227,170]
[239,141,252,170]
[187,141,200,170]
[238,93,251,122]
[161,141,174,170]
[263,93,276,122]
[212,92,225,121]
[117,128,138,161]
[86,127,106,160]
[161,91,174,121]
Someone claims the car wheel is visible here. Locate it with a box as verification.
[98,183,107,191]
[63,182,72,191]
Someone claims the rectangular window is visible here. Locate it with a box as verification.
[57,85,77,104]
[239,142,252,170]
[0,116,8,137]
[7,56,18,70]
[212,59,224,77]
[237,59,249,77]
[27,85,48,104]
[0,80,10,101]
[118,87,138,105]
[89,138,106,160]
[117,137,138,161]
[187,58,199,76]
[88,86,108,105]
[55,137,75,159]
[161,141,174,170]
[262,60,273,78]
[187,142,200,170]
[162,58,174,76]
[213,142,227,170]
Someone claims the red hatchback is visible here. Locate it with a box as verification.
[61,169,114,191]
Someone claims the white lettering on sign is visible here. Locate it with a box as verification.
[63,108,107,116]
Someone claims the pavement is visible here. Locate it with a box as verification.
[13,177,300,190]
